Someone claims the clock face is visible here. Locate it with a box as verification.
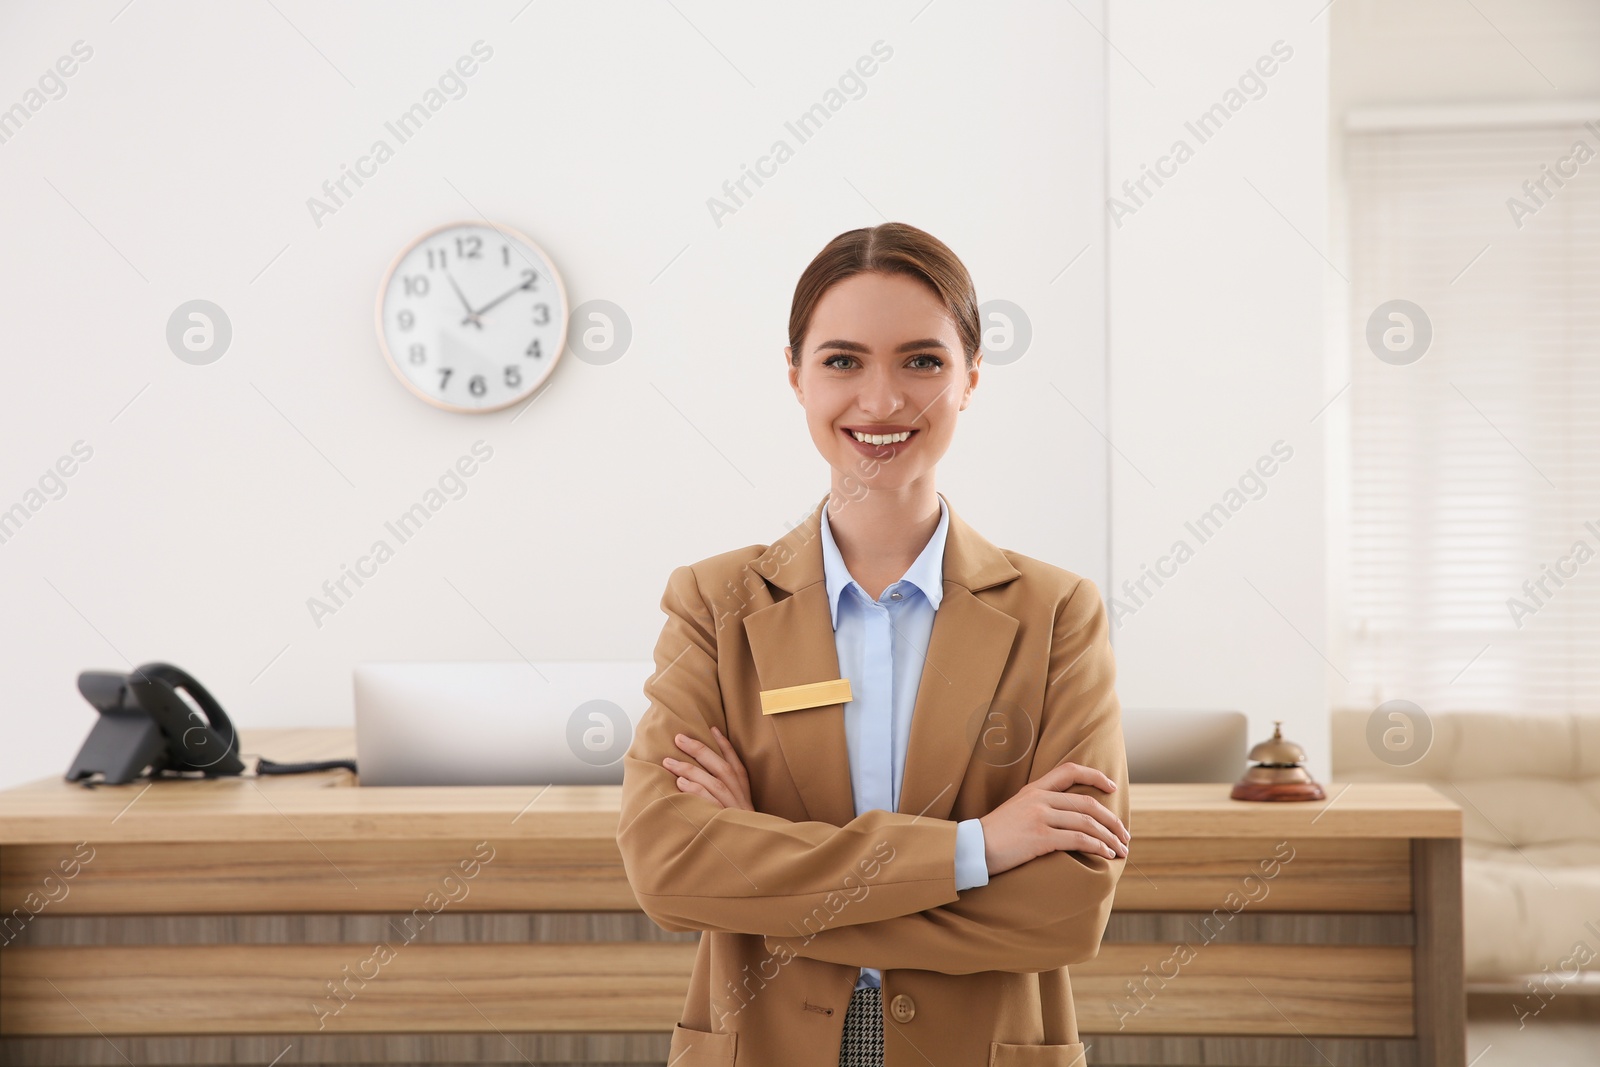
[375,221,568,413]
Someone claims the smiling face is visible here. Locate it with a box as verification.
[786,270,979,495]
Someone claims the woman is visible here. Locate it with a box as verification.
[617,222,1131,1067]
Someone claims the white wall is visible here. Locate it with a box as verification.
[1330,0,1600,114]
[1105,1,1332,780]
[0,1,1109,789]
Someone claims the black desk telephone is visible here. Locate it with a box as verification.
[66,662,355,786]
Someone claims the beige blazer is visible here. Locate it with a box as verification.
[618,490,1129,1067]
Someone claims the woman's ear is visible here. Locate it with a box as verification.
[785,345,803,400]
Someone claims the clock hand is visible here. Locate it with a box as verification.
[446,271,483,330]
[467,274,538,321]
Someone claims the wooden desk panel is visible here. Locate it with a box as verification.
[1,839,639,914]
[1,942,698,1036]
[0,942,1413,1038]
[1,836,1409,915]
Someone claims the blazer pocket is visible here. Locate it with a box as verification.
[989,1040,1088,1067]
[667,1021,738,1066]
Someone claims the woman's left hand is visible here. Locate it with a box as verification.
[664,727,753,811]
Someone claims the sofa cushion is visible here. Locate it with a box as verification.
[1464,841,1600,981]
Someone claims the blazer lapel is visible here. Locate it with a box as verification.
[742,490,1021,828]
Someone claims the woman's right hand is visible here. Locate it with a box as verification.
[978,761,1130,877]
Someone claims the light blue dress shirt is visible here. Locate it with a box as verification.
[818,491,990,992]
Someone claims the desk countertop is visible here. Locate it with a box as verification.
[0,727,1461,844]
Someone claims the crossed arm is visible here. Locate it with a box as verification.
[615,566,1128,974]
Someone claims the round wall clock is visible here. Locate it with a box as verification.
[375,221,569,413]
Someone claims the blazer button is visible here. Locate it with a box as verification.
[889,994,916,1023]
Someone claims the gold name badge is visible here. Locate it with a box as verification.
[759,678,853,716]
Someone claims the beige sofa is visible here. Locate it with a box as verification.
[1331,707,1600,985]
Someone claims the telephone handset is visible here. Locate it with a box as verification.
[68,662,245,785]
[66,661,355,786]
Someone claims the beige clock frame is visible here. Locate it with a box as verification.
[373,219,569,414]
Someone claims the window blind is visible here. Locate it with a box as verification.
[1345,117,1600,713]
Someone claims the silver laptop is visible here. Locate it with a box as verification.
[1122,708,1248,783]
[352,661,655,786]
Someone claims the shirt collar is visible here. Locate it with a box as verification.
[819,493,949,630]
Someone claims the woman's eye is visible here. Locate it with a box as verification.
[910,355,944,369]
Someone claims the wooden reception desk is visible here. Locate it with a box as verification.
[0,728,1464,1066]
